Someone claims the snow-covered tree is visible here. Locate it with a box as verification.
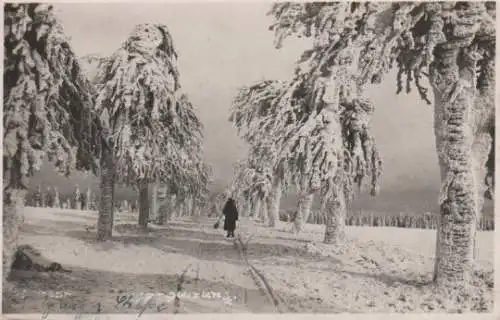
[40,184,46,207]
[73,185,81,210]
[247,147,275,225]
[230,80,289,227]
[227,157,273,223]
[45,186,53,208]
[268,1,495,293]
[89,28,209,233]
[3,3,101,285]
[53,187,61,208]
[92,23,182,236]
[274,78,380,239]
[33,185,42,207]
[230,75,381,237]
[85,187,92,210]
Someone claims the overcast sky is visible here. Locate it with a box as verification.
[53,2,440,192]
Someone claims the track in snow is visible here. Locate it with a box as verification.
[233,234,290,313]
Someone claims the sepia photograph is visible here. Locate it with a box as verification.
[2,0,496,316]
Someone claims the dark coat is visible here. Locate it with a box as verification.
[222,198,238,231]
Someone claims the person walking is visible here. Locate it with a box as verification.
[222,197,238,238]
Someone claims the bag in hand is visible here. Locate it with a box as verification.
[213,213,224,229]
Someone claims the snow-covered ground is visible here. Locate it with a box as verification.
[237,220,493,312]
[4,207,494,314]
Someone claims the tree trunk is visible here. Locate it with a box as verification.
[157,193,173,225]
[111,177,116,221]
[40,188,46,208]
[155,202,167,225]
[186,196,194,217]
[54,191,60,209]
[323,185,346,244]
[85,188,92,210]
[138,180,149,228]
[171,202,178,219]
[260,197,269,225]
[293,193,314,234]
[155,187,163,224]
[238,200,246,217]
[430,45,493,288]
[245,200,251,218]
[97,143,115,241]
[252,198,261,219]
[74,188,81,211]
[471,128,491,259]
[3,147,29,313]
[268,179,282,227]
[194,202,201,217]
[3,189,27,283]
[179,203,184,218]
[470,57,494,259]
[173,200,181,219]
[303,205,313,224]
[245,200,252,218]
[151,181,158,222]
[244,199,253,218]
[33,188,41,207]
[246,200,252,218]
[184,197,190,217]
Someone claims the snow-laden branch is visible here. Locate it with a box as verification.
[268,2,495,102]
[4,3,102,190]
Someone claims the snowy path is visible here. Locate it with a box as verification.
[6,208,280,314]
